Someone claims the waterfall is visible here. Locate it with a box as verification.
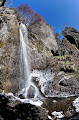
[18,23,55,99]
[19,23,31,81]
[19,23,40,99]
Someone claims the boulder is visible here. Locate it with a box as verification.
[27,85,35,98]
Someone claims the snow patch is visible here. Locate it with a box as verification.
[57,71,64,76]
[59,75,74,83]
[73,97,79,112]
[29,99,43,106]
[51,111,64,118]
[31,69,55,95]
[5,92,43,107]
[48,115,53,120]
[52,100,57,103]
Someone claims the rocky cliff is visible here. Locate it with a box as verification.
[49,27,79,96]
[0,5,79,120]
[0,6,79,97]
[0,7,58,93]
[28,18,58,70]
[0,7,20,93]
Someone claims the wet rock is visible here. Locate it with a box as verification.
[27,85,35,98]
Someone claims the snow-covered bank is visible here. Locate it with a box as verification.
[2,92,43,107]
[73,97,79,112]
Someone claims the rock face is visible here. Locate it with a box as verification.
[28,19,58,70]
[55,27,79,71]
[0,0,6,7]
[0,7,20,93]
[48,27,79,96]
[62,27,79,49]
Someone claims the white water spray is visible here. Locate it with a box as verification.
[19,23,40,99]
[19,23,31,81]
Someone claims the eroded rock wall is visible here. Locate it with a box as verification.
[0,7,20,93]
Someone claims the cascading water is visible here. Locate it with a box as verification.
[18,23,55,100]
[19,23,31,81]
[18,23,40,99]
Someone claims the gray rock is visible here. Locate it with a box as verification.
[27,85,35,98]
[0,7,20,93]
[0,0,6,7]
[28,19,58,70]
[62,27,79,49]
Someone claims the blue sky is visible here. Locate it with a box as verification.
[8,0,79,38]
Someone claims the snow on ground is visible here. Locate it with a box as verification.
[73,97,79,112]
[29,99,43,106]
[48,115,53,120]
[59,75,74,84]
[52,100,57,103]
[57,71,64,76]
[3,92,43,107]
[51,111,64,118]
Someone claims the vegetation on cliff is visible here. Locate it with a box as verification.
[16,3,43,26]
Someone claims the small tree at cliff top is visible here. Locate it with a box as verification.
[16,3,42,26]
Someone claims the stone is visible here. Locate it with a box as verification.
[0,0,6,7]
[27,85,35,98]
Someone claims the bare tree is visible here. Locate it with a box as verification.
[16,3,42,25]
[55,32,61,39]
[5,0,13,8]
